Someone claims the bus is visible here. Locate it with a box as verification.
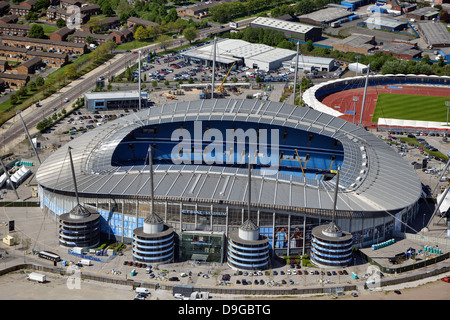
[38,251,61,262]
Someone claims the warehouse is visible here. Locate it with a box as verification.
[363,16,408,31]
[284,55,336,72]
[182,38,296,72]
[417,22,450,48]
[376,41,422,60]
[250,17,322,42]
[332,34,376,54]
[298,7,354,26]
[83,91,148,112]
[406,7,439,21]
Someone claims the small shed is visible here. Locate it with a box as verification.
[3,234,15,246]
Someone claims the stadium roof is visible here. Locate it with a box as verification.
[303,74,450,118]
[36,99,421,217]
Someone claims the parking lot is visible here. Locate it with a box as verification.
[125,42,345,88]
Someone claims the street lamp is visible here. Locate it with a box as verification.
[352,96,359,125]
[355,55,361,77]
[446,101,450,127]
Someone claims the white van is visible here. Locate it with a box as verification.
[136,287,150,294]
[78,259,92,266]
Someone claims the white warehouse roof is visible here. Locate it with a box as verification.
[251,17,318,34]
[183,38,296,70]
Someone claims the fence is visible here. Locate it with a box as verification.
[0,263,357,296]
[360,231,450,275]
[2,261,449,295]
[67,249,115,263]
[0,201,40,207]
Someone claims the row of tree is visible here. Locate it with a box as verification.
[208,0,343,23]
[223,27,296,50]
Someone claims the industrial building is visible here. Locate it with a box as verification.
[406,7,439,21]
[376,41,422,60]
[417,22,450,48]
[250,17,322,42]
[298,7,354,26]
[363,16,408,31]
[182,38,297,72]
[35,98,422,266]
[283,55,336,72]
[332,34,376,55]
[83,91,148,113]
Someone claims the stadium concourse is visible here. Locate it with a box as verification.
[35,98,422,268]
[303,74,450,130]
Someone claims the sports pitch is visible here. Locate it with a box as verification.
[371,93,450,123]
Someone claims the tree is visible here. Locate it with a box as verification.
[134,26,149,40]
[305,40,314,52]
[64,64,78,79]
[183,27,197,44]
[25,11,38,21]
[28,81,37,91]
[86,35,94,44]
[29,24,45,39]
[103,2,115,17]
[56,18,66,28]
[34,0,50,11]
[421,54,431,65]
[17,86,27,97]
[157,34,173,52]
[164,8,178,23]
[36,76,44,87]
[438,55,445,68]
[10,93,18,105]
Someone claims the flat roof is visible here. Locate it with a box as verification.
[294,55,335,65]
[418,22,450,46]
[364,16,407,28]
[84,91,141,99]
[334,34,375,50]
[249,47,296,63]
[299,7,353,23]
[251,17,319,34]
[183,38,296,65]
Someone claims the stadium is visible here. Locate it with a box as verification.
[303,74,450,131]
[35,98,422,265]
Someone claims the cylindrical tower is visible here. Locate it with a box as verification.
[58,204,101,248]
[310,222,353,267]
[132,213,175,264]
[227,219,270,270]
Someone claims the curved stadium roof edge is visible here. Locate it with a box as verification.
[36,98,422,215]
[303,74,450,118]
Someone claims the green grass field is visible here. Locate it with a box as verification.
[372,93,450,123]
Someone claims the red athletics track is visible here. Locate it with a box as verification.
[320,85,450,128]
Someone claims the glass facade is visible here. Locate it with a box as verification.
[40,187,419,264]
[179,232,225,263]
